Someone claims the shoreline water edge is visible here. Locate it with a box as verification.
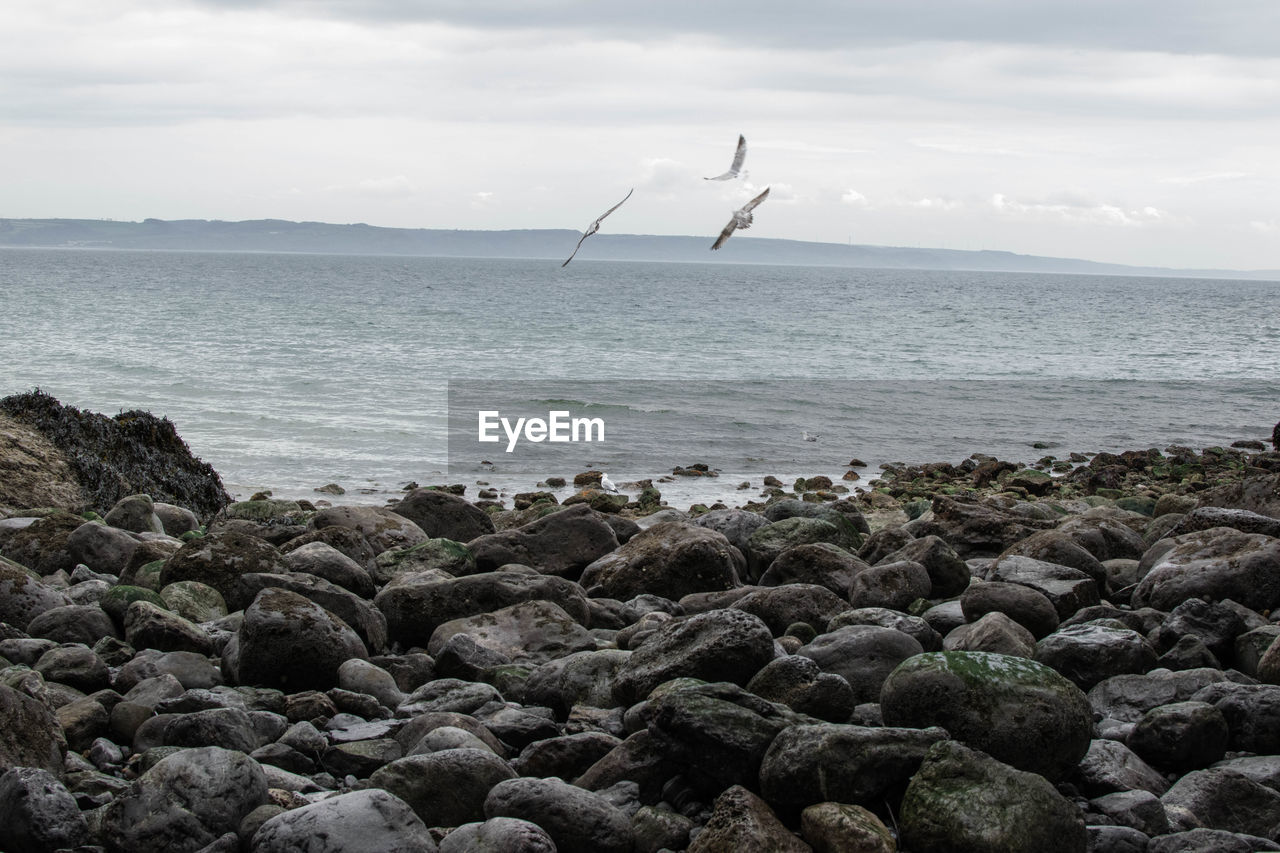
[3,393,1280,850]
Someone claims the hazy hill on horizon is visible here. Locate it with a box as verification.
[2,216,1277,280]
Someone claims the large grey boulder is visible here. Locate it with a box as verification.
[612,609,776,705]
[158,530,288,610]
[758,541,868,595]
[309,505,429,555]
[900,740,1087,853]
[798,624,923,705]
[375,570,590,649]
[1134,528,1280,612]
[880,650,1093,781]
[878,534,971,597]
[282,540,376,597]
[580,522,743,601]
[391,488,496,542]
[484,776,633,853]
[0,767,89,853]
[759,723,948,813]
[228,587,368,691]
[426,600,595,667]
[370,749,517,828]
[467,504,619,577]
[0,557,72,630]
[989,555,1100,620]
[687,785,810,853]
[523,649,632,715]
[251,788,437,853]
[1035,622,1158,690]
[102,746,268,853]
[437,818,555,853]
[233,571,387,653]
[1161,767,1280,840]
[729,583,847,636]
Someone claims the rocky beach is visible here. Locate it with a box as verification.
[3,391,1280,852]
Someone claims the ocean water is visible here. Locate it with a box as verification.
[2,247,1277,508]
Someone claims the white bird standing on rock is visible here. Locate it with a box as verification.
[562,188,634,267]
[705,134,748,181]
[711,187,770,250]
[803,431,819,442]
[600,473,619,494]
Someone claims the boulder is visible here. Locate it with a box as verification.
[798,624,923,705]
[943,611,1037,658]
[612,609,776,705]
[158,530,288,609]
[0,766,89,853]
[747,517,861,578]
[729,584,847,636]
[124,599,214,655]
[468,504,619,577]
[26,603,119,645]
[234,571,387,653]
[1161,767,1280,839]
[0,557,71,630]
[523,649,632,715]
[1072,738,1170,797]
[282,540,376,597]
[484,776,633,853]
[960,579,1060,639]
[880,650,1093,781]
[66,520,142,574]
[1035,623,1158,690]
[391,487,496,542]
[758,542,869,595]
[251,788,437,853]
[989,555,1100,620]
[580,522,743,601]
[101,746,267,853]
[799,802,896,853]
[900,739,1087,853]
[375,570,590,650]
[745,655,856,721]
[228,587,368,691]
[308,505,429,555]
[1128,700,1229,774]
[437,817,554,853]
[878,534,970,597]
[104,493,165,534]
[687,785,811,853]
[1133,527,1280,613]
[427,600,595,668]
[759,722,948,812]
[370,748,517,827]
[906,495,1056,557]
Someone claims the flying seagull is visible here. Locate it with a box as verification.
[705,134,747,181]
[711,187,770,250]
[600,473,619,494]
[562,188,634,267]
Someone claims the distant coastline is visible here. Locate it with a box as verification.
[3,216,1278,280]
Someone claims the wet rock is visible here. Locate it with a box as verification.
[26,603,119,645]
[848,559,931,611]
[468,504,619,577]
[33,643,110,692]
[66,520,142,574]
[1035,622,1158,690]
[1161,767,1280,839]
[370,748,516,827]
[878,534,970,597]
[101,746,267,853]
[1147,829,1280,852]
[612,609,776,705]
[0,557,72,629]
[234,571,387,653]
[1090,788,1169,836]
[758,542,868,595]
[159,580,227,623]
[512,730,621,779]
[125,599,214,655]
[900,739,1086,853]
[158,530,288,609]
[427,599,595,667]
[688,785,811,852]
[1133,527,1280,613]
[309,505,429,555]
[228,587,368,691]
[827,606,942,651]
[375,570,590,650]
[581,522,743,602]
[104,493,165,534]
[484,776,633,853]
[747,516,861,578]
[759,722,947,813]
[906,495,1056,557]
[691,508,771,558]
[373,538,476,584]
[251,788,437,853]
[0,766,89,853]
[282,540,376,597]
[630,805,693,853]
[960,579,1060,639]
[729,584,847,636]
[437,817,555,853]
[1128,700,1228,774]
[944,611,1038,658]
[523,648,632,715]
[989,555,1100,620]
[745,655,856,721]
[392,487,496,542]
[880,650,1093,781]
[1156,597,1246,663]
[1072,738,1170,797]
[997,529,1107,588]
[798,624,923,705]
[1170,506,1280,538]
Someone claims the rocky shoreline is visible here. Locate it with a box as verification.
[2,401,1280,851]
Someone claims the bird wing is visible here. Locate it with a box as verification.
[704,134,747,180]
[562,188,634,266]
[729,135,747,173]
[742,186,770,212]
[711,219,737,250]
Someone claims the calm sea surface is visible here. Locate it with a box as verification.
[3,248,1277,507]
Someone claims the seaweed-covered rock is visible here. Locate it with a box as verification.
[880,650,1092,781]
[900,740,1087,853]
[159,530,287,610]
[0,390,229,520]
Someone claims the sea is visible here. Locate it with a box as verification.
[3,247,1278,509]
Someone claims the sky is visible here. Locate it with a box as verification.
[2,1,1279,270]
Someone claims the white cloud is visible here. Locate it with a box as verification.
[991,193,1168,226]
[841,189,869,206]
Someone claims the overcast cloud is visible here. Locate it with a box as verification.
[2,1,1278,269]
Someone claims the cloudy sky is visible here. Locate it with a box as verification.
[3,1,1279,269]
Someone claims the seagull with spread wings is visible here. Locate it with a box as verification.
[711,187,770,250]
[562,188,634,267]
[705,134,747,181]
